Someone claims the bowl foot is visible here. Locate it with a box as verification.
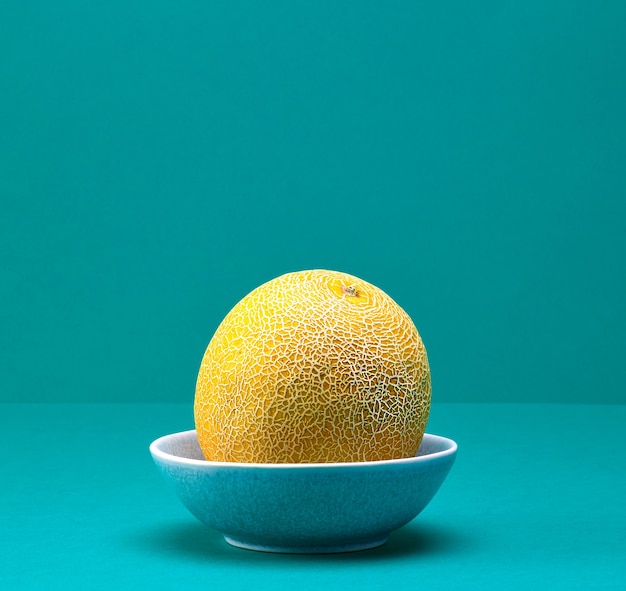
[223,535,388,554]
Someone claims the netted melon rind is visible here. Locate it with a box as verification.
[194,270,431,463]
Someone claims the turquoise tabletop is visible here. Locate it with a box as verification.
[2,403,624,590]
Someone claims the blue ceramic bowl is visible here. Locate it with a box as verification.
[150,430,457,553]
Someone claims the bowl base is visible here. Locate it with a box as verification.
[223,535,389,554]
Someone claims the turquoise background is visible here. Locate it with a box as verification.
[1,0,625,403]
[2,5,625,586]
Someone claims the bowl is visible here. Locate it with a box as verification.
[150,430,457,553]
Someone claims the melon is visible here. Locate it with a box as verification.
[194,269,431,463]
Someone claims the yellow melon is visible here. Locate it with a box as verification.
[194,269,431,463]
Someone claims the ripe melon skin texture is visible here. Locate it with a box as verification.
[194,270,431,463]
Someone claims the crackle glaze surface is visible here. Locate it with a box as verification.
[150,430,457,553]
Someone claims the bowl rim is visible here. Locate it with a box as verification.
[150,429,457,470]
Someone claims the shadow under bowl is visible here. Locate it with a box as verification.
[150,430,457,553]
